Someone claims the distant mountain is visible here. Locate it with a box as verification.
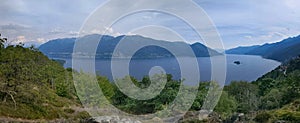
[226,35,300,62]
[39,34,221,59]
[225,45,260,54]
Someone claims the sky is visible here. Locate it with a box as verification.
[0,0,300,49]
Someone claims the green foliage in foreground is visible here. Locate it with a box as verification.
[0,43,88,120]
[240,57,300,122]
[182,56,300,122]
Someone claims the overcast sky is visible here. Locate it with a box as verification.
[0,0,300,49]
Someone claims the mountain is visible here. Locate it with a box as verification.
[39,34,221,59]
[226,35,300,62]
[225,45,260,54]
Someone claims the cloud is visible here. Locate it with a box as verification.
[68,31,79,36]
[0,24,35,42]
[0,0,105,45]
[16,35,26,42]
[0,0,300,48]
[284,0,300,9]
[194,0,300,48]
[49,28,64,35]
[36,38,46,43]
[0,24,30,30]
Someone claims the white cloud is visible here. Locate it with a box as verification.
[68,31,79,36]
[104,27,114,34]
[0,0,300,48]
[16,35,26,42]
[36,38,46,43]
[49,27,64,34]
[284,0,300,9]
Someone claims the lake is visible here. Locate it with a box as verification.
[57,55,280,84]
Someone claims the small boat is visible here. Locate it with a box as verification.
[234,61,241,65]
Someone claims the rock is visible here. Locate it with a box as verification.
[275,120,287,123]
[234,61,241,65]
[198,110,210,120]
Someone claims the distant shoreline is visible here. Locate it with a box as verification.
[46,53,225,60]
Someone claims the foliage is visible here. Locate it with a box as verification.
[242,57,300,122]
[190,82,209,111]
[260,89,283,110]
[225,81,260,113]
[0,41,84,120]
[254,111,272,123]
[214,91,238,119]
[110,74,181,114]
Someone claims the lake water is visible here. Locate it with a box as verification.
[57,55,280,84]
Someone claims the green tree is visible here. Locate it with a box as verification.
[225,81,259,113]
[282,70,300,103]
[257,78,277,96]
[97,76,115,100]
[0,40,81,119]
[260,88,283,110]
[0,33,7,49]
[215,91,238,119]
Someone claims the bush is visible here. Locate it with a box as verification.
[64,108,75,114]
[279,111,300,122]
[254,111,272,123]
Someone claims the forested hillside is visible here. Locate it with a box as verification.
[226,35,300,62]
[0,41,90,121]
[185,56,300,122]
[223,56,300,122]
[39,34,221,59]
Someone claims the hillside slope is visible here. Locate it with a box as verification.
[39,34,221,59]
[226,35,300,62]
[0,44,89,121]
[225,45,260,54]
[251,56,300,122]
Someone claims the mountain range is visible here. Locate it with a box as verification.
[39,34,221,59]
[226,35,300,62]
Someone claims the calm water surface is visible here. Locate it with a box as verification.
[57,55,280,84]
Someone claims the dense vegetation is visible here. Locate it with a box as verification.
[250,56,300,122]
[0,41,89,121]
[180,56,300,122]
[224,56,300,122]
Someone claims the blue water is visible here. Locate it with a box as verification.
[58,55,280,84]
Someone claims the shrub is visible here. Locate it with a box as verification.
[254,111,272,123]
